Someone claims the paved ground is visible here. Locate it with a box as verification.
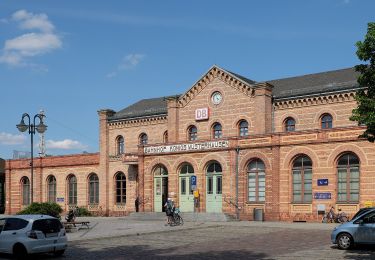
[1,217,375,259]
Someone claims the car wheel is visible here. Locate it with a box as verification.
[337,233,353,250]
[13,243,27,259]
[53,249,65,256]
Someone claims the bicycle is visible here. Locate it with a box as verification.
[322,207,348,223]
[169,208,184,226]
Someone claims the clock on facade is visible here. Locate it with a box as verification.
[211,91,223,105]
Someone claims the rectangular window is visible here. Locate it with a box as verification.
[207,176,213,195]
[216,176,222,195]
[292,170,302,202]
[337,168,347,202]
[248,173,256,202]
[181,178,186,195]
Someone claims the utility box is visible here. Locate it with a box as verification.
[254,208,264,221]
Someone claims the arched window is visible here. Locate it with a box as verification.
[153,165,168,176]
[116,136,124,155]
[163,131,168,143]
[337,153,360,202]
[188,125,197,141]
[68,175,77,205]
[321,114,333,129]
[247,159,265,202]
[115,172,126,204]
[285,117,296,132]
[88,173,99,204]
[292,156,312,203]
[180,163,194,174]
[212,123,222,139]
[207,162,222,174]
[239,120,249,137]
[47,175,56,203]
[139,133,148,145]
[21,177,30,206]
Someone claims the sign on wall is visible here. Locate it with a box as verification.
[56,197,64,203]
[144,140,229,154]
[195,108,209,121]
[317,179,328,186]
[314,192,331,200]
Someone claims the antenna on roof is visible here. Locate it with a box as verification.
[38,109,46,157]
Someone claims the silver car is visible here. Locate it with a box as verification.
[331,208,375,249]
[0,215,67,258]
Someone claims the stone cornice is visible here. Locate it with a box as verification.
[178,66,257,107]
[273,91,356,110]
[108,115,167,129]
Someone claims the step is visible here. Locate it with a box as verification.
[127,212,237,222]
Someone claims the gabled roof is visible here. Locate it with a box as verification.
[109,66,360,121]
[269,67,359,99]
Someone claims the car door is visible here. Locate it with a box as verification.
[0,218,29,254]
[355,211,375,243]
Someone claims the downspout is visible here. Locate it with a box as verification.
[235,146,240,220]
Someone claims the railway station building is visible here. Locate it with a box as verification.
[4,65,375,221]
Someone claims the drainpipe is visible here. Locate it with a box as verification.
[235,146,240,220]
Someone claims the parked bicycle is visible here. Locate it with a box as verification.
[169,208,184,226]
[322,207,348,223]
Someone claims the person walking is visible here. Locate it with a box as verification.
[164,198,174,226]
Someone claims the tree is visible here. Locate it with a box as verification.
[350,22,375,142]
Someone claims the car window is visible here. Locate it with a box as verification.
[32,219,61,234]
[352,208,372,220]
[0,218,6,233]
[3,218,29,231]
[363,211,375,224]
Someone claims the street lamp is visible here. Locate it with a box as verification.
[16,113,47,204]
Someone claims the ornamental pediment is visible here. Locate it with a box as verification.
[177,65,268,107]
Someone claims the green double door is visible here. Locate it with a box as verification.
[206,174,222,213]
[154,176,168,212]
[179,175,194,212]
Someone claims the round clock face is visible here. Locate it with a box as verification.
[211,91,222,105]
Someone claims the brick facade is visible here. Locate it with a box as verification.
[4,65,375,222]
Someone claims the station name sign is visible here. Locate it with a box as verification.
[144,140,229,154]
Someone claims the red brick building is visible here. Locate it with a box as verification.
[4,65,375,221]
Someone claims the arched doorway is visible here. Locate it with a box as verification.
[153,165,168,212]
[179,163,194,212]
[206,161,222,213]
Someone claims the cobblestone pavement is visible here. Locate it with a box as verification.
[12,221,374,260]
[0,219,374,259]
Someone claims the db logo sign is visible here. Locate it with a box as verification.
[195,108,209,121]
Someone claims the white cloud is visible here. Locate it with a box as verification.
[46,139,88,150]
[0,132,26,145]
[12,10,55,33]
[107,53,145,78]
[0,9,62,67]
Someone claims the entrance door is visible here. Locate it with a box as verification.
[206,174,222,212]
[154,177,168,212]
[179,175,194,212]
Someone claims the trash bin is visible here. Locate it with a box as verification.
[253,208,264,221]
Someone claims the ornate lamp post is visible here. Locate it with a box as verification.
[16,113,47,204]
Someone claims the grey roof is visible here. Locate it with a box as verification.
[268,67,360,99]
[110,67,360,121]
[108,97,170,121]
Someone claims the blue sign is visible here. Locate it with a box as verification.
[56,197,64,203]
[317,179,329,186]
[314,192,331,200]
[191,175,197,190]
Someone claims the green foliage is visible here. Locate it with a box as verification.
[351,22,375,142]
[76,206,92,217]
[17,202,63,218]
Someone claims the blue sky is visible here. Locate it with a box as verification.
[0,0,373,159]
